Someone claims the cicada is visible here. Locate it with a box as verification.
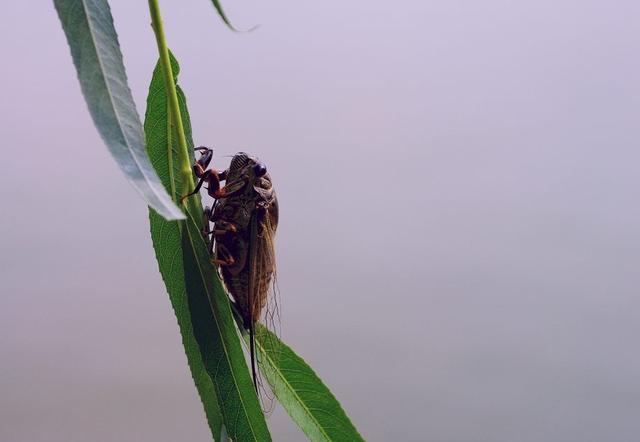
[182,147,278,389]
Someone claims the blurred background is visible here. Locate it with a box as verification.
[2,1,640,441]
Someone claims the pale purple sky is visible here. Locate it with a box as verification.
[2,1,640,441]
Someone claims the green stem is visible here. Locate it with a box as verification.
[148,0,195,204]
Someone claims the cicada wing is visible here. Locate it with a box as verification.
[259,206,279,329]
[247,200,280,412]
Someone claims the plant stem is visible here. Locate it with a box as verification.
[148,0,195,202]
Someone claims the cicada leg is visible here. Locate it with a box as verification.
[213,243,235,266]
[213,220,237,236]
[180,147,228,203]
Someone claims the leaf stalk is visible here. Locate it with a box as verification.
[148,0,195,209]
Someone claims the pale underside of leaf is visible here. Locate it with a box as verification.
[54,0,184,220]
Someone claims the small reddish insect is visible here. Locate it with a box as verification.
[182,147,278,389]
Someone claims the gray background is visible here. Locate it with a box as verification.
[2,1,640,441]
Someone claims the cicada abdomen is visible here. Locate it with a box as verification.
[182,148,279,391]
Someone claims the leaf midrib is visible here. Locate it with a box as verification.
[255,337,332,442]
[165,100,176,199]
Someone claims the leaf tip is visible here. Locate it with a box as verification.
[151,202,186,221]
[208,0,258,33]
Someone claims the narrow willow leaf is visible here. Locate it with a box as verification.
[145,54,223,439]
[253,326,365,442]
[207,0,238,31]
[183,213,271,441]
[145,53,271,442]
[54,0,184,220]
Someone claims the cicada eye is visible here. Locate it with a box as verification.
[253,162,267,177]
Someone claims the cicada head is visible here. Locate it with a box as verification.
[227,152,274,197]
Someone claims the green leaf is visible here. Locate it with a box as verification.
[253,326,365,442]
[145,52,271,442]
[207,0,238,31]
[145,54,223,439]
[54,0,184,220]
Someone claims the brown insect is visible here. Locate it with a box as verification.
[182,147,278,389]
